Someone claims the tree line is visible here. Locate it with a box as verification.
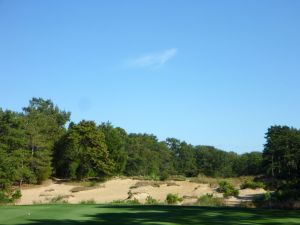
[1,97,299,203]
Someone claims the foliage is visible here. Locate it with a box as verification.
[99,122,128,175]
[79,199,96,204]
[23,98,70,183]
[166,138,197,177]
[263,126,300,185]
[240,180,265,189]
[110,199,140,205]
[166,193,183,204]
[261,125,300,208]
[194,146,238,178]
[54,120,115,180]
[125,134,175,178]
[235,152,263,176]
[145,196,159,205]
[217,181,239,198]
[49,195,69,204]
[0,189,22,204]
[197,194,225,207]
[2,97,300,210]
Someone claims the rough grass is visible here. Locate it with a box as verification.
[189,175,254,188]
[1,204,300,225]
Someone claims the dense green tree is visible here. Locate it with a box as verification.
[54,120,115,179]
[125,134,160,177]
[194,146,238,177]
[235,152,263,176]
[166,138,197,177]
[262,125,300,203]
[23,98,70,183]
[1,96,281,192]
[98,122,128,175]
[263,126,300,182]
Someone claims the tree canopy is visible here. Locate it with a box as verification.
[3,97,299,204]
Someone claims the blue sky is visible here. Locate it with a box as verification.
[0,1,300,153]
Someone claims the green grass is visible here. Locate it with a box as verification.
[0,204,300,225]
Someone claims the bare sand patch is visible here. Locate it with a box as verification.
[17,178,266,205]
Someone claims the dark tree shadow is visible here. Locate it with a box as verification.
[17,205,300,225]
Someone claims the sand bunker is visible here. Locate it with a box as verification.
[17,178,266,205]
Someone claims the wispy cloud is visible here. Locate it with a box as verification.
[126,48,178,68]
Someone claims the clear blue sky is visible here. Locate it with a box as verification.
[1,0,300,153]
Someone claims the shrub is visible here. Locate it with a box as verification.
[79,199,96,204]
[217,181,239,198]
[49,195,69,204]
[160,172,169,181]
[240,180,265,189]
[145,196,159,205]
[166,193,183,204]
[168,175,186,181]
[0,189,22,204]
[130,181,160,189]
[197,194,224,207]
[111,199,140,205]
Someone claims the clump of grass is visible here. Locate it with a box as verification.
[70,187,88,193]
[130,181,161,189]
[49,195,69,204]
[159,172,169,181]
[239,201,256,208]
[145,196,159,205]
[240,180,265,189]
[110,199,140,205]
[0,189,22,204]
[70,184,104,193]
[217,181,239,198]
[166,193,183,204]
[189,175,219,188]
[166,182,179,187]
[168,175,186,181]
[197,194,225,207]
[32,200,43,204]
[79,199,96,204]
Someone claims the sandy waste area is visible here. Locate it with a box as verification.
[18,178,266,205]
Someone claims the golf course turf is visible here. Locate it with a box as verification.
[1,205,300,225]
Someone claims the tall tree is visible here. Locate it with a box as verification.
[54,120,115,179]
[263,126,300,183]
[23,98,70,183]
[125,134,161,177]
[166,138,197,177]
[98,122,128,175]
[194,146,238,177]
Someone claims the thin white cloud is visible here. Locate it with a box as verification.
[126,48,178,68]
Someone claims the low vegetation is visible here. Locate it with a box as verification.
[48,195,69,204]
[217,181,239,198]
[110,199,140,205]
[240,180,265,189]
[197,194,225,207]
[166,193,183,204]
[79,199,96,204]
[1,204,300,225]
[145,196,160,205]
[0,189,21,204]
[0,98,300,209]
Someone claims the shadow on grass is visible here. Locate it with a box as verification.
[21,205,300,225]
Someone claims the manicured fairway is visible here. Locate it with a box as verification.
[0,205,300,225]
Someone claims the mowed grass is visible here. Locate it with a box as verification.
[1,205,300,225]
